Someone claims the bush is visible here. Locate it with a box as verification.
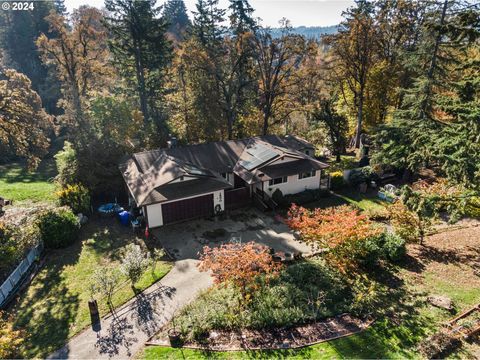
[330,171,345,190]
[37,208,80,249]
[348,166,378,186]
[283,189,330,206]
[271,189,287,207]
[388,202,420,243]
[382,233,406,262]
[54,141,79,187]
[417,330,461,359]
[56,184,90,214]
[364,207,390,221]
[465,197,480,219]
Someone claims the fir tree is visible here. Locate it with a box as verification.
[104,0,173,146]
[163,0,191,41]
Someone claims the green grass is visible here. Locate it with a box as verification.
[324,155,358,174]
[0,160,57,203]
[9,218,173,358]
[141,319,424,359]
[307,188,388,213]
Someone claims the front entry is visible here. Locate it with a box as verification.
[161,193,214,225]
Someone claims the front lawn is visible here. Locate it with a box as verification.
[9,218,172,358]
[307,188,388,213]
[140,224,480,359]
[0,160,57,203]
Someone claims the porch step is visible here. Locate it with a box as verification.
[253,195,269,212]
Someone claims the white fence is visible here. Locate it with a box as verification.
[0,243,43,308]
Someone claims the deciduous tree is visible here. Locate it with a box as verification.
[0,68,52,168]
[198,242,281,303]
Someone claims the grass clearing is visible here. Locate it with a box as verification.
[140,223,480,359]
[9,218,172,358]
[0,160,57,203]
[307,188,388,213]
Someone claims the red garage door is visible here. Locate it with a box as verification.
[162,194,214,225]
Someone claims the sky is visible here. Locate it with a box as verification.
[63,0,355,27]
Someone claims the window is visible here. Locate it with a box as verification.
[269,176,288,186]
[299,171,316,179]
[305,150,310,156]
[221,172,227,179]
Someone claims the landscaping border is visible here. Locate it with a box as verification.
[145,314,376,352]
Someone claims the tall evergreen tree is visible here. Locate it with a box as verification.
[373,0,480,188]
[228,0,257,35]
[162,0,191,41]
[192,0,226,47]
[104,0,173,146]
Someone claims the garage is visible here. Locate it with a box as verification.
[161,193,214,225]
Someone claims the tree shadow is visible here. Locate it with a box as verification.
[95,311,136,358]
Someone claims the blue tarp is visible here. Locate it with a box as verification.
[118,211,130,226]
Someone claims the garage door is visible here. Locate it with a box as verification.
[162,194,214,225]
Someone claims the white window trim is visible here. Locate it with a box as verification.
[298,170,316,180]
[269,176,288,186]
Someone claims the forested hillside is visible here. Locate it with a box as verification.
[269,25,338,39]
[0,0,479,196]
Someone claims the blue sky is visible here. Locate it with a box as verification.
[64,0,355,27]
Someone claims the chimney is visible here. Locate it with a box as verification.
[167,134,177,149]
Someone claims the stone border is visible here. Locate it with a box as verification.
[145,315,375,352]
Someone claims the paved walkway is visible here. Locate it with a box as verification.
[48,259,212,359]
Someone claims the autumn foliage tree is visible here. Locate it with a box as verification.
[286,204,382,270]
[198,242,281,303]
[0,68,52,169]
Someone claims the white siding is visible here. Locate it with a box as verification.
[146,203,163,228]
[146,189,225,228]
[264,171,321,197]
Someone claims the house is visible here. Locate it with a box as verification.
[120,135,329,228]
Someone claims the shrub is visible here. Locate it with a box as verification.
[417,330,461,359]
[54,141,79,187]
[283,189,330,206]
[382,233,406,262]
[120,243,150,286]
[329,171,345,190]
[37,208,80,249]
[271,189,287,206]
[364,207,390,221]
[465,197,480,219]
[348,166,378,186]
[56,184,90,214]
[388,202,420,243]
[0,311,24,358]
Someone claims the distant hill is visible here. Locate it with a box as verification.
[269,25,338,39]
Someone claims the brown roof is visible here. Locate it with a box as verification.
[260,159,326,180]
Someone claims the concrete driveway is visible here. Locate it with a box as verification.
[151,208,311,259]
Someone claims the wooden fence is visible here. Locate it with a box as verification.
[0,243,43,308]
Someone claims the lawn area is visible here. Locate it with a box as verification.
[8,217,173,358]
[307,188,388,213]
[140,224,480,359]
[0,160,57,203]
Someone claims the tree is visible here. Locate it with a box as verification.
[92,268,119,309]
[254,22,307,135]
[105,0,173,146]
[311,97,349,162]
[0,311,24,359]
[372,0,480,186]
[36,6,110,134]
[324,0,377,148]
[0,68,52,169]
[120,243,150,287]
[0,1,62,113]
[286,204,382,249]
[163,0,191,41]
[198,242,281,303]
